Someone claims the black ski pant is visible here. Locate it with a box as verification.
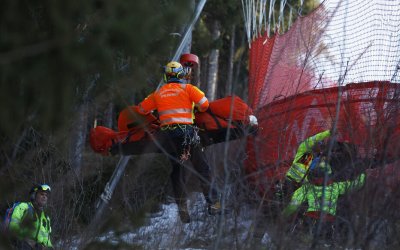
[157,124,219,206]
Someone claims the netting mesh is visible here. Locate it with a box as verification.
[248,0,400,109]
[244,0,400,187]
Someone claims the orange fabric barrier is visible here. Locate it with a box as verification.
[245,81,400,189]
[195,96,253,130]
[89,126,129,156]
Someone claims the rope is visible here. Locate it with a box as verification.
[179,125,200,162]
[182,125,200,146]
[267,0,274,37]
[241,0,297,43]
[278,0,288,33]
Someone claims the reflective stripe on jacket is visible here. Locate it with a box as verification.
[283,173,365,217]
[286,130,331,182]
[9,202,53,248]
[138,83,209,126]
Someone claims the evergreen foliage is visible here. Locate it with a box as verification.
[0,0,190,138]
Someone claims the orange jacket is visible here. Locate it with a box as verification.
[138,83,209,126]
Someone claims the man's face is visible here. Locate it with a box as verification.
[35,191,49,208]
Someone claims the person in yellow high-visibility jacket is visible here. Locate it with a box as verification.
[278,130,332,199]
[283,161,366,244]
[287,130,331,183]
[9,184,53,250]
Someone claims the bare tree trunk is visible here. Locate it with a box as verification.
[104,101,114,129]
[71,105,87,173]
[69,75,98,173]
[200,55,208,90]
[206,20,221,101]
[233,34,247,101]
[194,59,201,88]
[226,25,236,96]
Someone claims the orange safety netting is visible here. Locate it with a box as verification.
[245,0,400,189]
[248,4,327,109]
[245,82,400,191]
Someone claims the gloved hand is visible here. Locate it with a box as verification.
[249,115,258,126]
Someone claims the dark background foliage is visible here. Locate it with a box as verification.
[0,0,190,138]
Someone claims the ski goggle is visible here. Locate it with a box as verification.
[35,184,51,193]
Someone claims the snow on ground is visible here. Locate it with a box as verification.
[92,192,269,249]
